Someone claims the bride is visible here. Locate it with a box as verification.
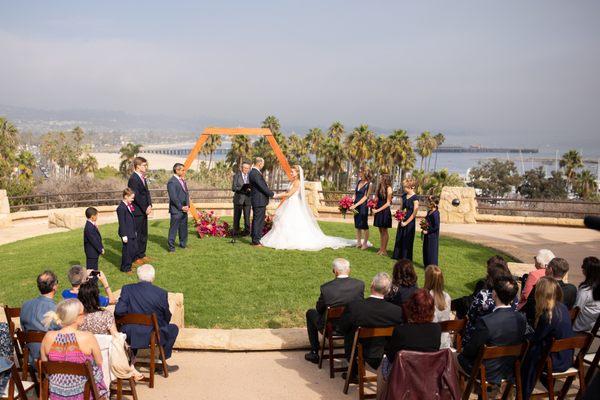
[261,165,356,251]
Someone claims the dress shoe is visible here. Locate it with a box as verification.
[142,256,152,262]
[133,259,145,266]
[304,351,319,364]
[168,249,175,253]
[155,364,179,373]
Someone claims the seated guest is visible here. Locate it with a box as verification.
[115,264,179,372]
[339,272,404,375]
[62,265,115,306]
[304,258,365,363]
[462,258,513,348]
[20,270,60,363]
[78,280,117,335]
[573,256,600,332]
[424,265,453,348]
[458,276,527,385]
[0,323,12,394]
[377,289,441,398]
[518,249,555,310]
[522,257,577,325]
[522,277,575,400]
[385,259,418,306]
[40,299,109,399]
[452,255,507,319]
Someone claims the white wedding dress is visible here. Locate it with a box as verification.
[261,167,356,251]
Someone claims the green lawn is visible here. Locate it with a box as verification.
[0,219,507,328]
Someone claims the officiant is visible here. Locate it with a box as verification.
[231,160,252,236]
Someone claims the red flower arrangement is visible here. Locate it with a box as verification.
[394,209,407,222]
[195,210,230,238]
[338,195,356,219]
[420,218,430,239]
[262,214,274,235]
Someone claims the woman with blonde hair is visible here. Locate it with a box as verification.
[522,277,574,399]
[392,177,419,260]
[349,167,373,250]
[373,173,393,256]
[40,298,109,399]
[424,265,452,348]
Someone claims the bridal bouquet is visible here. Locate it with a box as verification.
[195,210,231,238]
[338,196,357,219]
[262,214,274,235]
[367,199,377,215]
[394,209,407,222]
[420,218,429,239]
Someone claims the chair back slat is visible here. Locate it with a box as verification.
[3,306,21,334]
[569,307,581,324]
[116,313,153,327]
[39,360,101,400]
[482,342,528,359]
[439,318,466,333]
[16,330,46,344]
[550,333,591,353]
[325,305,345,320]
[357,326,394,339]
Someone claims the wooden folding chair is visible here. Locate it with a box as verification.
[343,326,394,400]
[111,376,139,400]
[2,307,23,372]
[318,306,346,378]
[0,363,36,400]
[584,314,600,384]
[115,313,168,389]
[459,342,528,400]
[38,360,102,400]
[569,307,581,325]
[15,330,45,382]
[439,318,467,353]
[531,332,592,400]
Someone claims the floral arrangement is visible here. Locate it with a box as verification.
[394,209,407,222]
[420,218,430,239]
[195,210,230,238]
[367,198,377,215]
[338,195,356,218]
[263,214,274,235]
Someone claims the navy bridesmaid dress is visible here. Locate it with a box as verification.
[392,193,416,260]
[353,181,370,230]
[422,208,440,266]
[373,189,392,228]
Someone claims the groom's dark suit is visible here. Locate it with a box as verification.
[249,167,274,245]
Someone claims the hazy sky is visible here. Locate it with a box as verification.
[1,1,599,147]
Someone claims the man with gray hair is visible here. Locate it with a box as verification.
[339,272,404,378]
[248,157,274,245]
[304,258,365,363]
[115,264,179,372]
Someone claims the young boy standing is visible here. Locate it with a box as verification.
[84,207,104,270]
[116,188,138,274]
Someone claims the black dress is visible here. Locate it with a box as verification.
[422,209,440,266]
[353,181,370,230]
[373,188,392,228]
[392,193,416,260]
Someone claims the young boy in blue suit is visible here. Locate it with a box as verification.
[116,188,138,273]
[83,207,104,270]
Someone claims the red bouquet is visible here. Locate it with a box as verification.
[338,195,356,218]
[195,210,231,238]
[420,218,430,239]
[394,209,407,222]
[262,214,274,235]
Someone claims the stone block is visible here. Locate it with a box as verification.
[439,186,478,224]
[48,208,87,229]
[228,328,309,351]
[175,328,231,350]
[0,189,11,227]
[303,181,323,217]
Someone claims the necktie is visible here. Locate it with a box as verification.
[128,203,135,213]
[243,174,248,184]
[181,178,188,192]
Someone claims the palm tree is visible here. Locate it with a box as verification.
[559,149,583,184]
[327,121,345,141]
[346,124,376,169]
[227,135,252,167]
[119,143,142,176]
[321,138,346,188]
[78,154,99,175]
[432,133,445,171]
[261,115,281,135]
[574,169,598,199]
[200,134,222,170]
[425,168,464,195]
[416,131,435,171]
[286,134,307,165]
[306,128,325,177]
[388,129,415,186]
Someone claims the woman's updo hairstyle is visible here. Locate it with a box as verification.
[43,298,83,328]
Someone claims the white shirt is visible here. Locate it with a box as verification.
[369,294,384,300]
[173,175,187,190]
[337,275,349,279]
[493,305,512,311]
[242,173,249,184]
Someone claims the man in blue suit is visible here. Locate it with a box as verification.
[116,188,138,273]
[167,163,190,252]
[249,157,274,246]
[115,264,179,372]
[128,157,152,263]
[83,207,104,270]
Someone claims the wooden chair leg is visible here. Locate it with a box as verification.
[129,377,139,400]
[116,378,123,400]
[548,374,555,400]
[318,330,326,370]
[343,346,356,394]
[149,336,156,388]
[462,375,475,400]
[328,336,335,379]
[157,344,169,378]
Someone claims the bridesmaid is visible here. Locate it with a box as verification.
[422,195,440,266]
[349,167,372,250]
[392,177,419,260]
[373,173,393,256]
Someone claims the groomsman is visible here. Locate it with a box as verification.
[231,160,252,236]
[167,163,190,252]
[249,157,274,246]
[83,207,104,270]
[128,157,152,263]
[116,188,138,273]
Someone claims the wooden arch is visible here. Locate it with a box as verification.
[181,127,292,218]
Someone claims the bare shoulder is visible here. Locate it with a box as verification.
[292,180,301,188]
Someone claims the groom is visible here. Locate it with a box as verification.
[249,157,274,246]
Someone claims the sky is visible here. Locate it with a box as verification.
[1,1,599,148]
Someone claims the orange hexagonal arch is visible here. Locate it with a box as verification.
[181,127,292,219]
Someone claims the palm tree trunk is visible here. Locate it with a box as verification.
[434,152,439,171]
[208,151,213,170]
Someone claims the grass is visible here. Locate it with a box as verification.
[0,219,508,329]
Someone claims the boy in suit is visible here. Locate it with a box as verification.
[128,156,152,263]
[167,163,190,252]
[83,207,104,270]
[116,188,138,274]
